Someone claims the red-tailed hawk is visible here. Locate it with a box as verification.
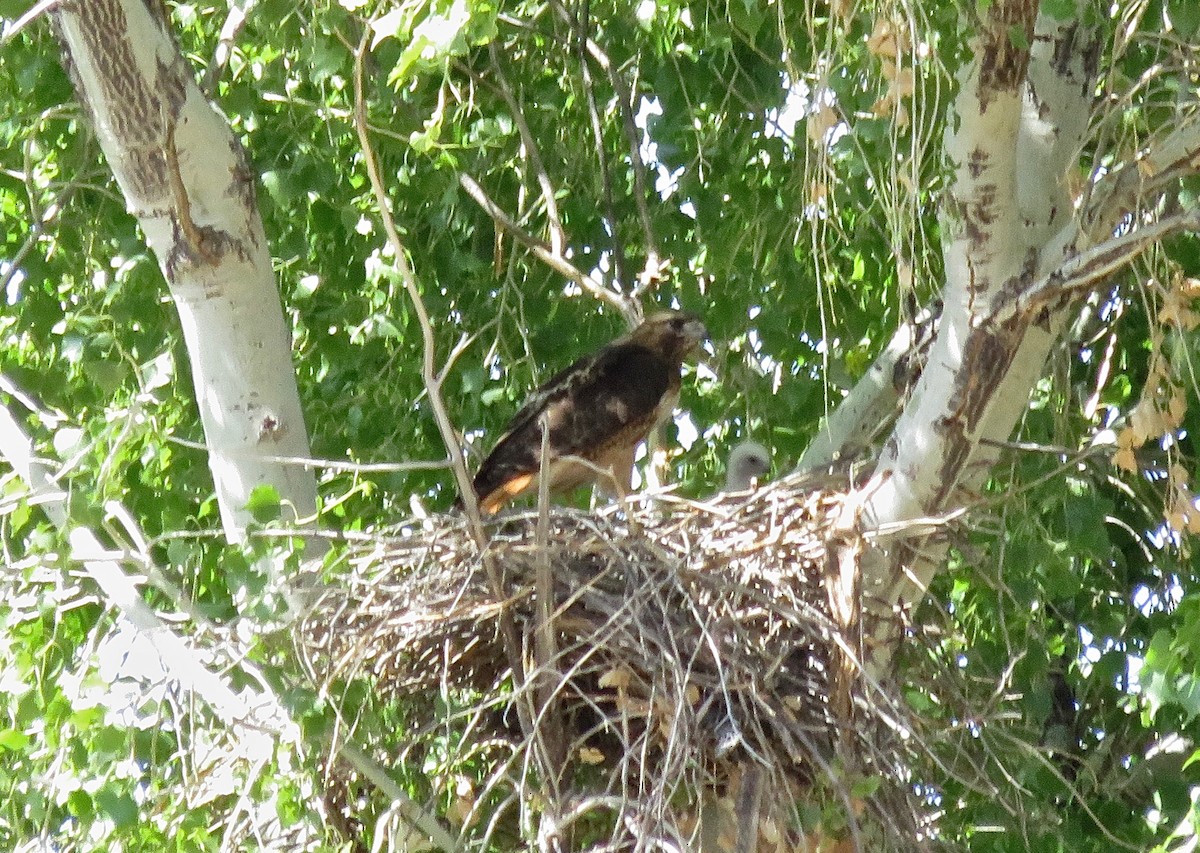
[723,441,770,492]
[469,311,708,514]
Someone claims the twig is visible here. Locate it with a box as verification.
[201,0,256,97]
[458,172,638,323]
[1,0,60,44]
[351,32,483,545]
[435,326,487,384]
[990,207,1200,326]
[352,25,542,807]
[332,742,457,851]
[166,435,452,472]
[579,32,661,293]
[533,414,567,809]
[484,44,567,255]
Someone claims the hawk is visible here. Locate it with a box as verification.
[468,310,708,514]
[723,441,771,492]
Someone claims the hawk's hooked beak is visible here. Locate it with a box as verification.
[685,319,713,371]
[683,318,710,347]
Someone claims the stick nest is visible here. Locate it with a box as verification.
[301,470,932,849]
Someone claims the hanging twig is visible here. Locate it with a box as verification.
[352,27,544,816]
[533,414,567,810]
[566,0,633,308]
[483,44,567,255]
[351,33,483,546]
[548,0,662,300]
[579,35,662,295]
[201,0,256,97]
[458,172,639,324]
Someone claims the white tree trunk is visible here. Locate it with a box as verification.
[841,2,1200,671]
[51,0,318,543]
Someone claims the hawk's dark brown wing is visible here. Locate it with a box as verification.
[471,341,676,513]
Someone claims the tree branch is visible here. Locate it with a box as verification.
[483,44,567,256]
[1084,113,1200,238]
[201,0,256,97]
[571,1,631,297]
[332,742,458,851]
[458,172,639,324]
[0,392,294,778]
[996,207,1200,325]
[352,35,483,545]
[797,301,939,472]
[353,29,546,821]
[580,33,661,293]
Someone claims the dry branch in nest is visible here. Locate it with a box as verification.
[301,470,934,849]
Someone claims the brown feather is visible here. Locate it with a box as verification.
[470,311,707,513]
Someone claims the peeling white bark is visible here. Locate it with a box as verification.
[861,0,1038,545]
[798,302,939,472]
[51,0,318,543]
[848,3,1107,654]
[840,1,1200,670]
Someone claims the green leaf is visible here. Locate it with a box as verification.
[0,728,30,751]
[1040,0,1076,22]
[905,689,936,713]
[95,785,139,828]
[1167,0,1200,38]
[92,726,127,756]
[851,775,883,799]
[245,485,283,523]
[66,789,93,819]
[1062,495,1111,560]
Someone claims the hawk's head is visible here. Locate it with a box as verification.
[629,310,709,362]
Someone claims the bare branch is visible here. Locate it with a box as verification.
[331,742,457,851]
[165,436,453,473]
[353,26,543,802]
[995,207,1200,324]
[580,35,661,291]
[458,172,639,324]
[352,34,483,545]
[0,0,60,44]
[483,44,567,255]
[798,301,940,472]
[201,0,256,97]
[1085,113,1200,238]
